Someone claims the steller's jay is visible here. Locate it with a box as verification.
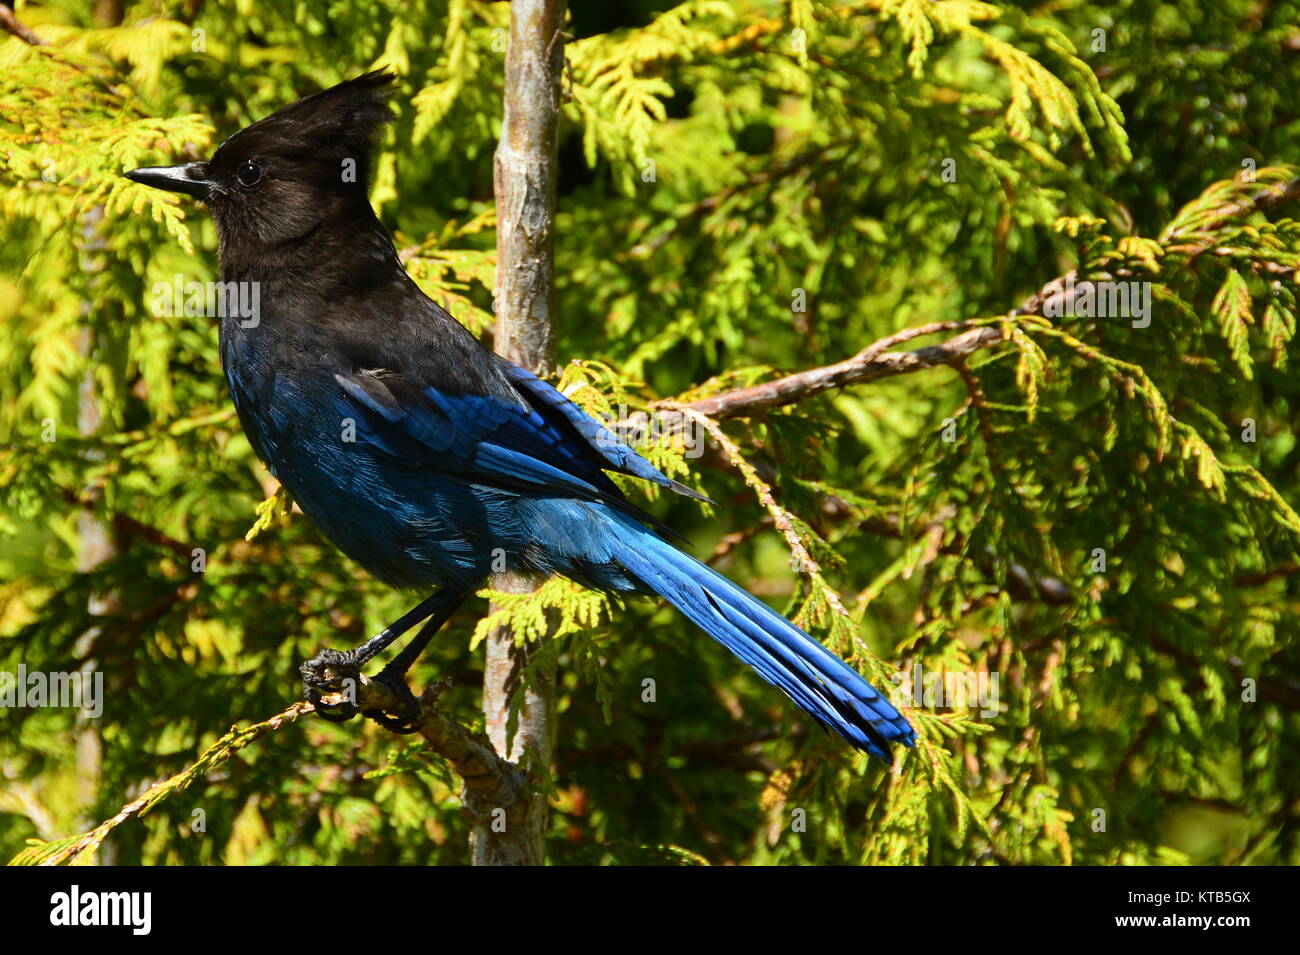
[125,72,916,759]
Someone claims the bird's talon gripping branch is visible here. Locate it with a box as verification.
[360,667,425,734]
[301,648,363,722]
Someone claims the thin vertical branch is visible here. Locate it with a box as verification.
[477,0,567,867]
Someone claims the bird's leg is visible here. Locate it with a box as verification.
[301,590,458,722]
[362,589,470,733]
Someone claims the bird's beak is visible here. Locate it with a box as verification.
[123,162,215,200]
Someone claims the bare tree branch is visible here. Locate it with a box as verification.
[0,6,47,45]
[679,321,998,420]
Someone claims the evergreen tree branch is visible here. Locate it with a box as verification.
[10,703,314,866]
[10,678,531,867]
[1144,632,1300,710]
[672,175,1300,421]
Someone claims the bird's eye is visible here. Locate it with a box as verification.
[236,160,263,186]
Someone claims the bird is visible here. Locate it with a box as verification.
[124,71,916,760]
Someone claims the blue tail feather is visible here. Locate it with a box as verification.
[609,517,917,759]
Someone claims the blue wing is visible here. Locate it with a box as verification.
[332,364,704,512]
[501,364,709,502]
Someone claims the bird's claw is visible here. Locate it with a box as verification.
[360,667,424,734]
[302,648,426,733]
[301,648,363,722]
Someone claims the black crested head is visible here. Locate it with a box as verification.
[206,70,396,261]
[126,71,399,275]
[215,70,397,192]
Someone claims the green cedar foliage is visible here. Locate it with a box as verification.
[1,0,1297,865]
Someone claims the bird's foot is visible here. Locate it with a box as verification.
[301,648,363,722]
[360,666,425,734]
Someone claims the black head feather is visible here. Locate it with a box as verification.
[197,72,399,262]
[215,70,397,184]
